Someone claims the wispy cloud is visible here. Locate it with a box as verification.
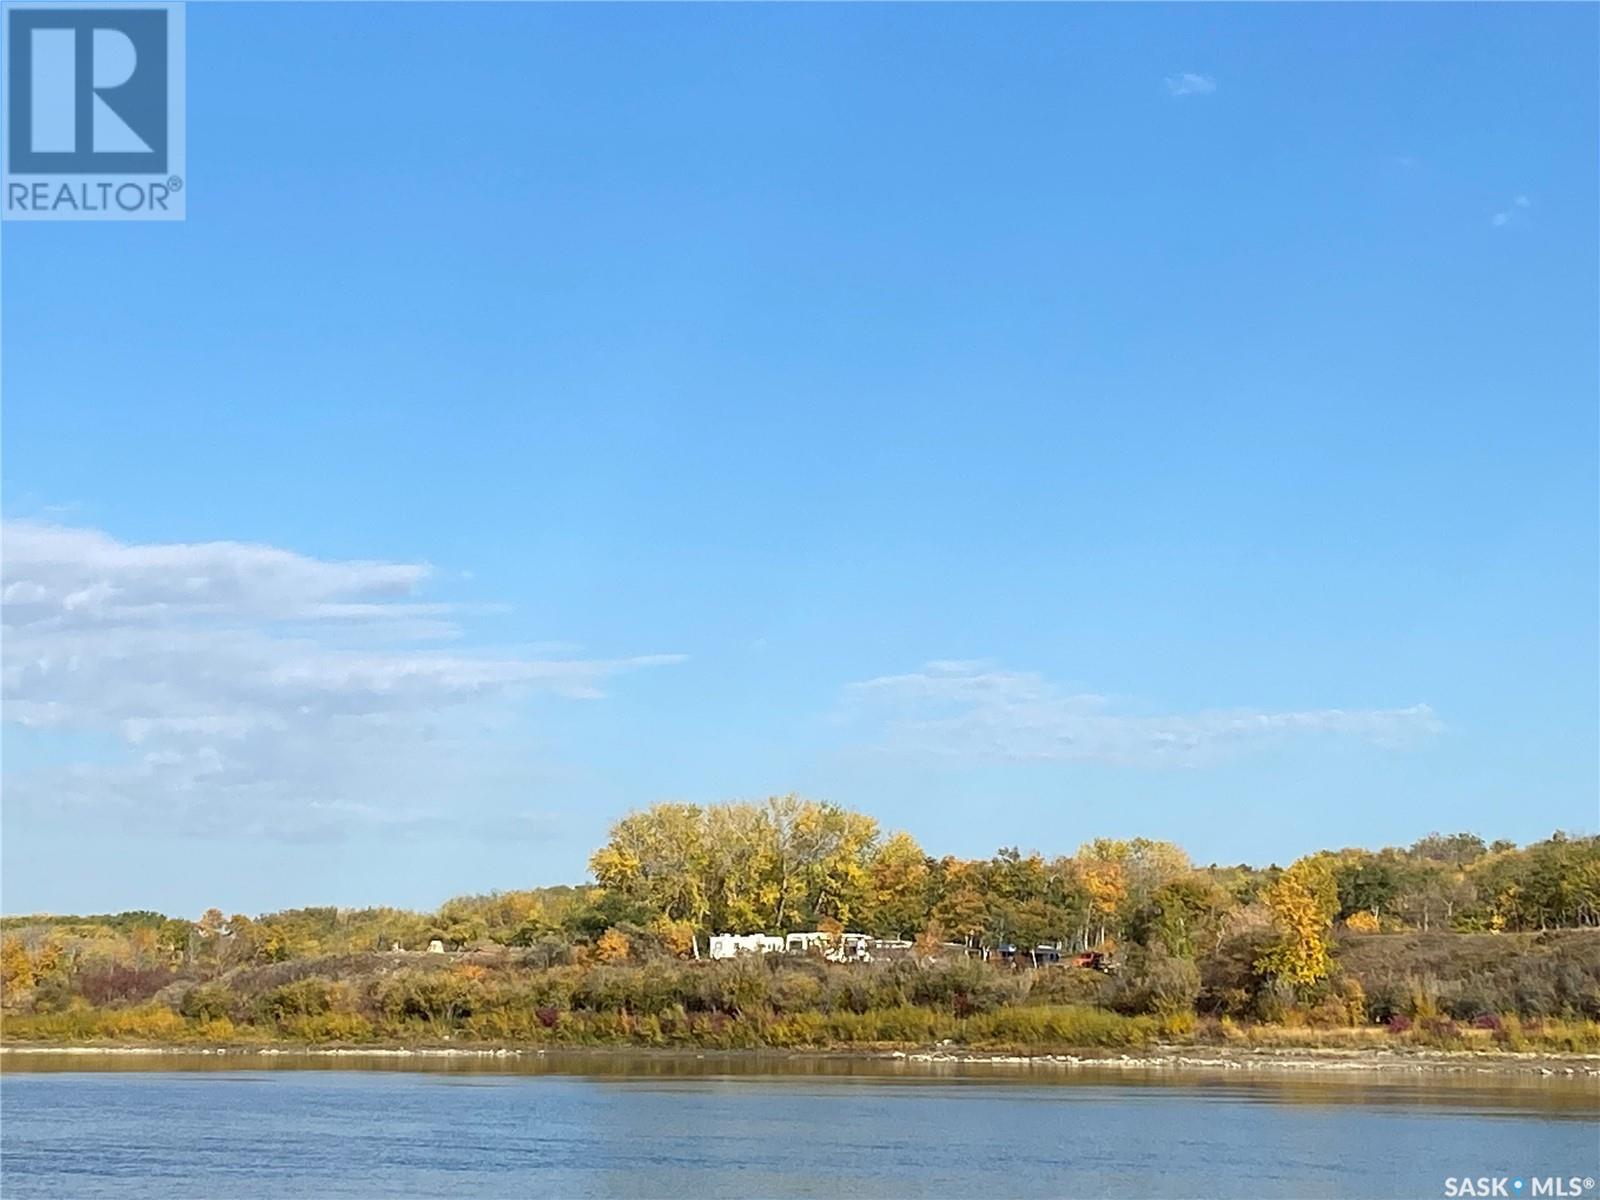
[1491,194,1531,227]
[841,660,1440,767]
[1164,72,1216,98]
[1,520,684,838]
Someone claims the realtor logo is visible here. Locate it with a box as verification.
[3,2,185,219]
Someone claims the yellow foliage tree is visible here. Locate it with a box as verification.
[703,802,782,932]
[595,928,632,963]
[649,917,697,958]
[930,859,989,947]
[1076,841,1130,947]
[867,830,928,938]
[1256,856,1339,987]
[589,803,710,926]
[1,936,35,995]
[790,801,878,927]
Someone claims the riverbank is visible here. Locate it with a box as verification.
[5,1041,1598,1078]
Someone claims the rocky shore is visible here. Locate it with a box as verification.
[4,1042,1598,1078]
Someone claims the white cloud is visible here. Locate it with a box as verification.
[841,660,1440,767]
[2,520,684,838]
[1164,73,1216,98]
[1491,194,1532,227]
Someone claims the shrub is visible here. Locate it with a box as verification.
[30,976,74,1014]
[909,960,1017,1015]
[258,978,345,1025]
[572,966,636,1014]
[1364,979,1406,1024]
[462,1006,544,1042]
[966,1004,1153,1049]
[769,967,824,1014]
[1307,995,1353,1028]
[1251,979,1300,1024]
[1110,947,1201,1017]
[822,970,874,1015]
[372,971,481,1029]
[864,961,918,1011]
[100,1004,188,1041]
[1415,1015,1463,1047]
[693,959,768,1016]
[180,982,236,1023]
[857,1004,942,1043]
[195,1016,237,1041]
[595,929,633,964]
[1027,966,1112,1007]
[77,964,176,1008]
[767,1011,829,1047]
[518,967,578,1009]
[1196,929,1277,1017]
[1492,1013,1528,1051]
[0,1007,95,1041]
[16,936,1595,1053]
[1524,1019,1600,1053]
[282,1011,373,1043]
[1337,931,1600,1022]
[516,935,574,969]
[1336,977,1368,1025]
[1156,1010,1196,1040]
[1407,977,1441,1020]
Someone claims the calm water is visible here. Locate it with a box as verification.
[2,1053,1596,1198]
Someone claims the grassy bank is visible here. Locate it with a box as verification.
[5,998,1597,1056]
[1,1000,1169,1051]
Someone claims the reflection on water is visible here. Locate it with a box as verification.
[6,1049,1597,1113]
[3,1052,1597,1199]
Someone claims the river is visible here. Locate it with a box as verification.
[2,1053,1596,1198]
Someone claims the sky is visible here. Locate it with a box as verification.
[2,3,1596,917]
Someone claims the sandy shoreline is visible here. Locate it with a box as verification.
[4,1042,1598,1078]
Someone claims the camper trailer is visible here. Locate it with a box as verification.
[707,933,785,959]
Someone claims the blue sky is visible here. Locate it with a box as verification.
[3,3,1596,916]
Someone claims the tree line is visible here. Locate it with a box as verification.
[586,798,1600,950]
[3,798,1597,1006]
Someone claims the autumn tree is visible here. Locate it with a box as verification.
[1076,840,1130,949]
[589,797,880,934]
[1,936,34,997]
[789,801,878,927]
[928,858,989,947]
[704,802,781,932]
[1255,855,1339,988]
[595,928,633,963]
[589,803,712,927]
[865,831,929,938]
